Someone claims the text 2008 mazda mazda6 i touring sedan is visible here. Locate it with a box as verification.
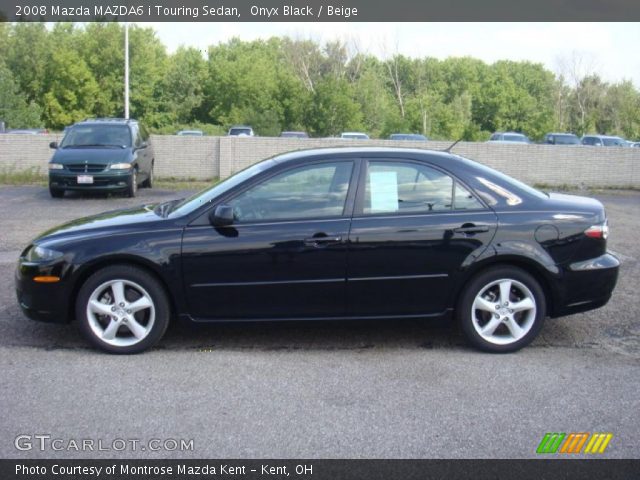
[16,147,619,354]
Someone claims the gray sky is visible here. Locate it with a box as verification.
[144,22,640,86]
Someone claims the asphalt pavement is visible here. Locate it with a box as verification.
[0,186,638,459]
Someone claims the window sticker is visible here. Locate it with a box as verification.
[370,171,399,212]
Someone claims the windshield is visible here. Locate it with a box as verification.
[169,159,276,217]
[61,125,131,148]
[229,128,252,136]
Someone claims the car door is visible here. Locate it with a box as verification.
[346,159,498,317]
[131,124,151,179]
[181,159,357,320]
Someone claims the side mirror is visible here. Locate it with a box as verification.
[49,142,58,149]
[209,205,234,227]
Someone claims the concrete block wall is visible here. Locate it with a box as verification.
[1,133,639,187]
[218,137,640,187]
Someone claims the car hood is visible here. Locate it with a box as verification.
[51,147,131,164]
[34,204,163,244]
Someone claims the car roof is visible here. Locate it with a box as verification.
[269,147,458,166]
[547,132,578,136]
[75,118,137,126]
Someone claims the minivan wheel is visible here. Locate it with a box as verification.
[142,164,153,188]
[49,186,64,198]
[126,169,137,197]
[76,265,170,354]
[457,266,546,353]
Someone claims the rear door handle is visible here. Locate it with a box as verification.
[453,224,490,235]
[304,235,343,246]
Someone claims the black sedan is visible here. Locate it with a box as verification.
[16,148,619,354]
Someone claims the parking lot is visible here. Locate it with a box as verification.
[0,185,638,458]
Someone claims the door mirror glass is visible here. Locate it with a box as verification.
[210,204,235,227]
[49,141,58,149]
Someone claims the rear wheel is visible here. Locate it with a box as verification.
[457,266,546,353]
[49,186,64,198]
[76,265,170,354]
[142,164,154,188]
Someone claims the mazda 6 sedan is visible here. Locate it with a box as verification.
[16,147,619,354]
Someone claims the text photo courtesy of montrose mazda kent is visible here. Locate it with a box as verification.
[15,147,619,354]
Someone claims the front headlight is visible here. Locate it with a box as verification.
[48,163,64,170]
[25,246,64,262]
[109,163,132,170]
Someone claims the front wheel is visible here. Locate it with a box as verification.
[49,186,64,198]
[126,169,138,197]
[457,266,546,353]
[75,265,170,354]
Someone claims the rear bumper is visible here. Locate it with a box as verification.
[49,170,132,191]
[551,253,620,317]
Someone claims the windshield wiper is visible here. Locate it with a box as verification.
[63,144,127,149]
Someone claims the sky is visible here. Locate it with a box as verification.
[143,22,640,86]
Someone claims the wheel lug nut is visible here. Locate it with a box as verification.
[126,309,131,314]
[119,302,125,307]
[494,313,500,319]
[495,304,500,310]
[111,306,116,312]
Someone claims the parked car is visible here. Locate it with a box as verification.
[280,131,309,138]
[630,142,640,148]
[6,128,48,134]
[487,132,530,144]
[16,147,619,354]
[389,133,428,141]
[543,133,580,145]
[177,130,204,136]
[47,118,154,198]
[227,125,254,137]
[341,132,369,140]
[581,135,627,147]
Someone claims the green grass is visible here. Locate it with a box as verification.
[154,177,218,191]
[0,167,47,185]
[0,169,216,191]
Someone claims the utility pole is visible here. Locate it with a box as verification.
[124,22,130,119]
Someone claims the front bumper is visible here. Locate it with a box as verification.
[49,170,132,191]
[15,257,72,323]
[552,252,620,317]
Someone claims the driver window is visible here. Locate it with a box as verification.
[228,162,353,222]
[363,161,453,214]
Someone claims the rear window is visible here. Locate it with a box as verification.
[503,134,527,142]
[554,135,580,145]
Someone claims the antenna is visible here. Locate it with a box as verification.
[443,138,463,153]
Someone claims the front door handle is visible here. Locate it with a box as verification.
[453,223,490,235]
[304,235,343,246]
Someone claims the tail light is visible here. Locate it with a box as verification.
[584,222,609,240]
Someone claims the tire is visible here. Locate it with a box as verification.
[142,164,154,188]
[126,169,138,197]
[75,265,170,354]
[456,266,546,353]
[49,186,64,198]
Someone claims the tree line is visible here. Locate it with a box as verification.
[1,23,639,140]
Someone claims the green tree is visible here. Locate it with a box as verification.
[0,61,43,128]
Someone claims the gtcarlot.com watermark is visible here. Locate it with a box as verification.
[15,434,194,452]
